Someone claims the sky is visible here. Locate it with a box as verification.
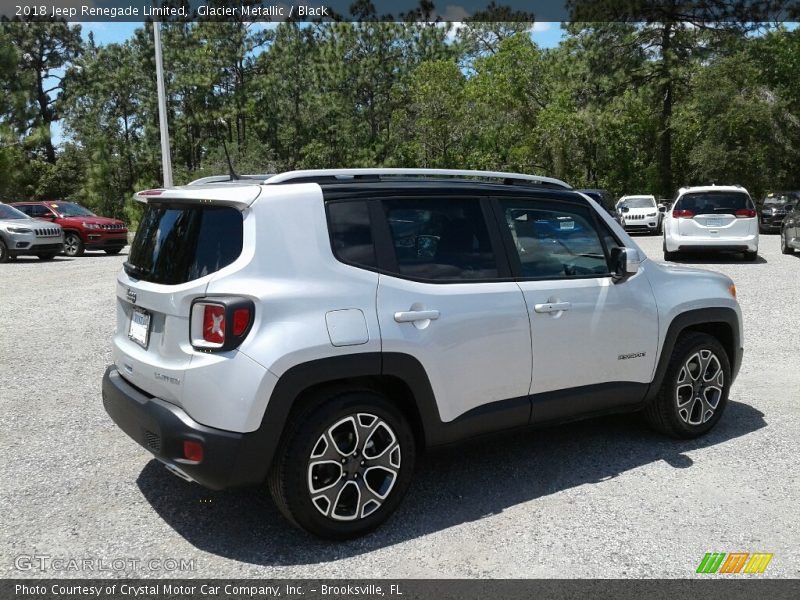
[75,20,568,48]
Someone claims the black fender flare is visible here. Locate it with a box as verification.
[643,307,742,403]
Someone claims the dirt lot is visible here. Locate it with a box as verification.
[1,235,798,578]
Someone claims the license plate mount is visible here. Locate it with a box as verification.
[128,308,151,349]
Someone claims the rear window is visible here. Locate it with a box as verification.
[125,204,243,284]
[675,191,753,215]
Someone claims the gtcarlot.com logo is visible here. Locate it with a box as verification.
[696,552,773,574]
[14,554,196,573]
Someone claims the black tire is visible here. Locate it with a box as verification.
[743,251,757,261]
[644,332,731,439]
[104,247,123,255]
[781,230,793,255]
[37,253,57,260]
[0,239,7,263]
[268,388,416,540]
[662,239,679,261]
[63,232,84,257]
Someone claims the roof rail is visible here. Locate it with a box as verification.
[188,174,274,185]
[262,168,571,189]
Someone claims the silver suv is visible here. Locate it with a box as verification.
[103,169,743,539]
[0,203,63,262]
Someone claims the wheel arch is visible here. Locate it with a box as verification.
[645,307,741,404]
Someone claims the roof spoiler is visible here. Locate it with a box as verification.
[133,184,262,208]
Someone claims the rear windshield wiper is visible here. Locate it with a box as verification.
[123,261,150,279]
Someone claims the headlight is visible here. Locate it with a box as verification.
[646,212,657,217]
[83,222,101,229]
[6,226,32,234]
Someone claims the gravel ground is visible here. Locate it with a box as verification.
[1,236,798,579]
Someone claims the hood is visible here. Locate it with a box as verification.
[652,260,733,285]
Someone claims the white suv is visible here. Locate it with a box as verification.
[663,185,759,261]
[617,194,664,235]
[103,169,743,539]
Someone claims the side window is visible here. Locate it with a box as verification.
[15,205,33,216]
[29,205,50,218]
[381,197,498,281]
[499,199,610,279]
[326,201,377,268]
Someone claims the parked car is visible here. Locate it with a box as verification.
[759,191,800,234]
[663,185,758,261]
[0,202,63,262]
[11,201,127,257]
[576,189,621,223]
[616,195,664,234]
[103,168,742,539]
[780,203,800,255]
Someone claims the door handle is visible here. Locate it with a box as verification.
[533,301,571,314]
[394,310,440,323]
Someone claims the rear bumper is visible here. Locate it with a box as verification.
[102,366,273,490]
[666,233,758,253]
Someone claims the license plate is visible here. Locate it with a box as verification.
[705,218,723,227]
[128,308,151,349]
[559,221,575,230]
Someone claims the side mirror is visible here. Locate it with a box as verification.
[39,213,55,220]
[610,247,641,281]
[658,205,667,213]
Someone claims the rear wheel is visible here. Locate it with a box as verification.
[781,229,794,254]
[63,232,84,257]
[268,388,416,540]
[644,332,730,438]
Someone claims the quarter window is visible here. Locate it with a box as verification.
[327,201,377,268]
[499,200,610,278]
[381,198,498,281]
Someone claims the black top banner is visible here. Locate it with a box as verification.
[1,0,799,22]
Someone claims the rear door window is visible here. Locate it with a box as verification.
[125,204,243,284]
[380,197,499,281]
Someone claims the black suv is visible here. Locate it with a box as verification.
[577,189,621,223]
[759,191,799,234]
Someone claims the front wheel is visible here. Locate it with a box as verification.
[268,388,416,540]
[644,332,730,438]
[63,233,84,257]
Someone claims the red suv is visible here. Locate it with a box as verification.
[11,201,128,257]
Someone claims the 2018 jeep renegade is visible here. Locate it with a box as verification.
[102,169,743,539]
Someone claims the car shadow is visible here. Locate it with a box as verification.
[3,256,74,264]
[669,253,767,265]
[136,399,765,565]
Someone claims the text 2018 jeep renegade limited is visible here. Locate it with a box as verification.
[103,169,743,539]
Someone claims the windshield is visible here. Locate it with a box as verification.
[0,204,28,220]
[675,192,753,215]
[763,194,795,206]
[620,197,656,209]
[51,202,95,217]
[126,204,243,285]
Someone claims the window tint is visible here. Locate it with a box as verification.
[382,198,498,281]
[126,205,243,285]
[327,201,376,268]
[500,200,610,278]
[675,192,752,215]
[28,205,52,218]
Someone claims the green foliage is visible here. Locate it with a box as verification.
[1,19,799,216]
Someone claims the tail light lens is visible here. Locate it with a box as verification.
[735,209,757,218]
[190,297,254,351]
[673,209,695,218]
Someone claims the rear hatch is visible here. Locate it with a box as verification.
[674,190,755,238]
[113,184,260,404]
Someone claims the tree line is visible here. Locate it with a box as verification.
[0,15,798,223]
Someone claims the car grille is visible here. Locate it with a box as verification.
[34,227,61,238]
[626,214,646,220]
[101,223,125,230]
[143,429,162,453]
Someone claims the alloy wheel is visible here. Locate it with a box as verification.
[307,413,401,521]
[675,350,724,426]
[64,234,81,256]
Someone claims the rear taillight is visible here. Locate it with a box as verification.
[673,209,695,218]
[735,209,756,218]
[190,297,254,351]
